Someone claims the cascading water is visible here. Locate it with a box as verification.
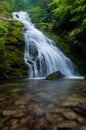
[12,11,82,79]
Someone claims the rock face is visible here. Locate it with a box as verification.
[46,71,65,80]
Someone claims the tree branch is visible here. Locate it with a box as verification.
[0,16,15,21]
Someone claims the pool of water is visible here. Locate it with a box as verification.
[0,79,86,130]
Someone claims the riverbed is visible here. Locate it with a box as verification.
[0,79,86,130]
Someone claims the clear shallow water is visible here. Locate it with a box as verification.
[0,79,86,130]
[0,79,86,108]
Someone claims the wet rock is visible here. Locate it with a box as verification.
[63,111,78,120]
[20,126,28,130]
[15,98,27,105]
[46,104,55,112]
[80,126,86,130]
[29,43,39,60]
[62,101,79,107]
[35,118,48,130]
[20,117,29,125]
[77,103,86,110]
[54,108,68,113]
[57,121,80,130]
[68,97,83,103]
[11,88,21,93]
[46,71,65,80]
[14,111,24,118]
[0,121,3,128]
[2,127,9,130]
[73,102,86,117]
[2,110,24,118]
[46,112,64,123]
[32,107,45,117]
[11,119,18,125]
[15,95,34,105]
[38,92,51,99]
[19,105,26,109]
[77,117,84,124]
[0,97,5,101]
[22,27,28,32]
[46,113,54,123]
[2,110,16,117]
[10,119,18,130]
[62,97,84,108]
[0,117,10,125]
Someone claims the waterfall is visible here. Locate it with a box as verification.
[12,11,82,79]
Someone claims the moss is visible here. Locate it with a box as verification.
[0,19,27,79]
[46,71,64,80]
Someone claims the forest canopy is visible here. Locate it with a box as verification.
[0,0,86,79]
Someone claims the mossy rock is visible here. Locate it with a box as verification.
[46,71,65,80]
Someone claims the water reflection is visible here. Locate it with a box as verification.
[0,79,86,107]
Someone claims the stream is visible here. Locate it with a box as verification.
[0,79,86,130]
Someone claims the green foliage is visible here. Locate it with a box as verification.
[0,25,8,35]
[47,0,86,74]
[0,19,27,79]
[0,0,86,77]
[0,38,5,51]
[0,1,11,14]
[27,6,43,22]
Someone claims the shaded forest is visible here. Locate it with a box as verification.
[0,0,86,79]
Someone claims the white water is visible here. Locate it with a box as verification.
[12,11,83,79]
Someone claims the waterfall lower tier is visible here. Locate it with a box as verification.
[12,11,82,79]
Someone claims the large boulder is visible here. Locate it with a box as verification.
[46,71,65,80]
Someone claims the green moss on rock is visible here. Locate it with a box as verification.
[46,71,65,80]
[0,19,27,79]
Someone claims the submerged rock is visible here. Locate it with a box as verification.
[73,102,86,117]
[32,107,45,117]
[57,121,79,130]
[2,110,24,118]
[63,111,78,120]
[46,71,65,80]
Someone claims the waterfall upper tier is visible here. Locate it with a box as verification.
[12,11,83,79]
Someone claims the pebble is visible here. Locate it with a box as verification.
[57,121,80,130]
[2,110,24,118]
[80,126,86,130]
[32,107,45,117]
[62,101,78,107]
[63,111,78,120]
[77,117,84,124]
